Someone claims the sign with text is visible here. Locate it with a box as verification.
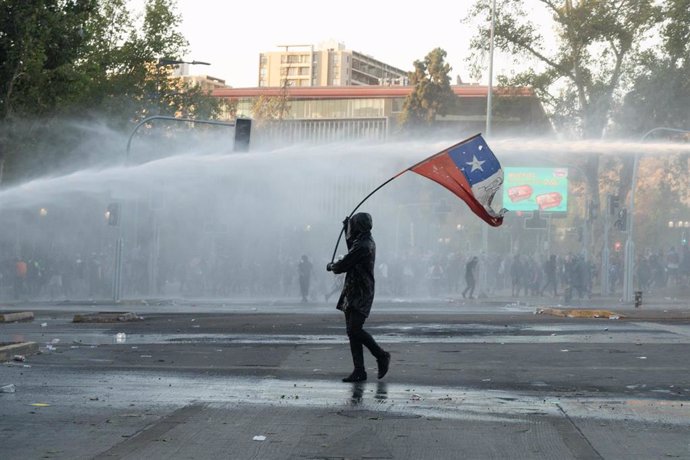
[502,167,568,212]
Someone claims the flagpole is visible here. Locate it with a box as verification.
[328,133,494,263]
[330,171,407,263]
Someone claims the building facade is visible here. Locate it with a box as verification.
[258,42,409,88]
[171,63,230,91]
[212,85,552,145]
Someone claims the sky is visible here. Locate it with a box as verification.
[174,0,547,88]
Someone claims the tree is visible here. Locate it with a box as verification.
[0,0,98,119]
[0,0,222,183]
[0,0,100,182]
[251,63,291,125]
[615,0,690,135]
[399,48,456,132]
[465,0,660,207]
[610,0,689,220]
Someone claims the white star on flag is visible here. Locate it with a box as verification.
[466,155,485,172]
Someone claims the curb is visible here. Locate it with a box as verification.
[0,342,39,361]
[536,308,623,319]
[0,311,34,323]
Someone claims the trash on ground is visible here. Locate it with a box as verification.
[115,332,126,343]
[1,384,16,393]
[40,323,48,327]
[73,312,142,323]
[30,403,50,407]
[13,355,25,362]
[252,435,266,441]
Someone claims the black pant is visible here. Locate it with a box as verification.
[462,276,475,298]
[345,309,385,372]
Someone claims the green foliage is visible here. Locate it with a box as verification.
[466,0,660,139]
[614,0,690,135]
[0,0,222,183]
[0,0,98,118]
[465,0,662,218]
[399,48,456,132]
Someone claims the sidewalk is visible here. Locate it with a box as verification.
[0,289,687,320]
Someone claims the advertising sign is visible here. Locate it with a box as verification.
[502,167,568,212]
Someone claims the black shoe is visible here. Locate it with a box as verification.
[377,352,391,379]
[342,371,367,383]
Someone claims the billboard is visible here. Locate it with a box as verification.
[502,167,568,212]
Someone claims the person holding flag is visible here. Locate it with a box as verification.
[328,134,506,268]
[325,133,505,382]
[327,213,391,383]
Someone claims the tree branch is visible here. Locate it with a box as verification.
[504,35,577,81]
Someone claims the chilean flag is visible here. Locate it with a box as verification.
[409,134,506,226]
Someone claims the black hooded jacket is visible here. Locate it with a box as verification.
[330,212,376,317]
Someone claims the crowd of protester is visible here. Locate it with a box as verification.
[1,244,688,302]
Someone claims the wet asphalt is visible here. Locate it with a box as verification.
[1,298,690,459]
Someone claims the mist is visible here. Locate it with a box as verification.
[0,121,688,303]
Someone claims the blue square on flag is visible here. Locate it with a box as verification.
[448,136,501,186]
[409,134,506,226]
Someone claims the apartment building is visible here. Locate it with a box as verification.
[171,63,229,92]
[258,41,409,88]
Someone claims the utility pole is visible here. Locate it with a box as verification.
[623,127,690,303]
[480,0,497,296]
[485,0,496,139]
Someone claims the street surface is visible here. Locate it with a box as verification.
[1,297,690,459]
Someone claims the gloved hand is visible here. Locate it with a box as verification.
[342,216,349,229]
[326,263,334,272]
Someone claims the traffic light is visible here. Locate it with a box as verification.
[614,208,627,231]
[233,118,252,152]
[106,203,120,226]
[607,195,620,216]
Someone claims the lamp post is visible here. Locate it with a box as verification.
[157,58,211,67]
[485,0,496,139]
[622,127,690,303]
[479,0,497,297]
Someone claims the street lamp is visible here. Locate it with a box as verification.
[485,0,496,138]
[622,127,690,303]
[479,0,497,297]
[157,58,211,67]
